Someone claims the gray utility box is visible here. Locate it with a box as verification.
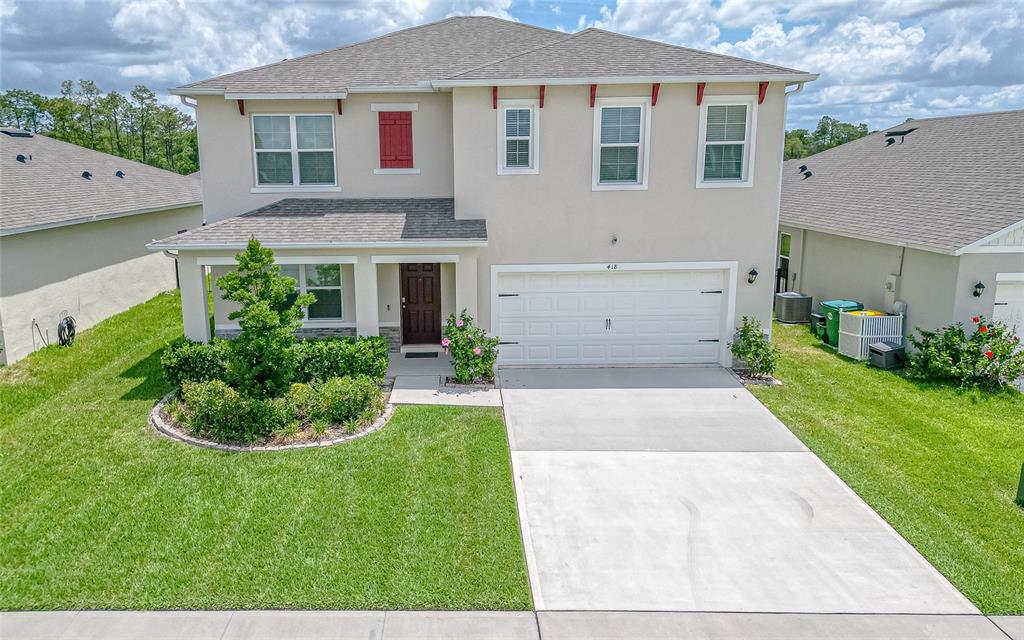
[868,341,906,369]
[775,292,813,324]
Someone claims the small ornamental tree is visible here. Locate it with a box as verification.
[215,237,314,397]
[730,316,779,378]
[442,310,499,383]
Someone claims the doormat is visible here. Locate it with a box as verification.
[405,352,439,358]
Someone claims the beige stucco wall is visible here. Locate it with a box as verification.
[952,252,1024,327]
[452,82,789,330]
[195,93,455,222]
[0,204,203,364]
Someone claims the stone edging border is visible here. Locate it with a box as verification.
[149,391,395,452]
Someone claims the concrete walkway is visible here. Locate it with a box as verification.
[4,610,1019,639]
[389,374,502,407]
[500,367,978,616]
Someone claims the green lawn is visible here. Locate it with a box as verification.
[751,323,1024,615]
[0,292,530,610]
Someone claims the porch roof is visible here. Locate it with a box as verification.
[149,197,487,250]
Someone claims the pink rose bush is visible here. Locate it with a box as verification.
[443,310,499,383]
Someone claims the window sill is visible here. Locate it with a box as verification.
[592,182,648,192]
[696,179,753,189]
[250,185,341,193]
[498,167,539,176]
[373,168,420,175]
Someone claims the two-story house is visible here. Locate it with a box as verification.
[150,16,817,366]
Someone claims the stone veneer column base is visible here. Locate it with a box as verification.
[379,326,402,353]
[214,327,357,340]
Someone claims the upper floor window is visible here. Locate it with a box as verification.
[697,96,757,188]
[372,103,419,175]
[592,97,650,190]
[497,100,539,175]
[280,263,343,321]
[252,114,336,189]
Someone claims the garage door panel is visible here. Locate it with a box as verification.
[495,268,728,365]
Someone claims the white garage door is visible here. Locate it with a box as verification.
[495,267,728,365]
[993,279,1024,342]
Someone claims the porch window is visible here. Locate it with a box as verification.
[252,114,336,187]
[279,263,343,320]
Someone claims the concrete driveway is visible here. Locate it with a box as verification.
[499,367,977,615]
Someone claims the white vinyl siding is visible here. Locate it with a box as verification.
[497,100,539,175]
[252,114,336,188]
[280,263,343,321]
[696,95,757,188]
[592,98,651,191]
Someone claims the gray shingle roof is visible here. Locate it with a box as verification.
[0,130,201,235]
[179,17,565,93]
[176,16,812,95]
[447,28,805,81]
[780,110,1024,254]
[150,198,486,248]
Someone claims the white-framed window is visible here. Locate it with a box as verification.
[696,95,757,188]
[279,263,343,321]
[592,97,651,191]
[251,114,337,190]
[497,99,539,175]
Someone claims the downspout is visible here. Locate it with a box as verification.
[164,249,180,289]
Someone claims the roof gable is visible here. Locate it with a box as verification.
[780,110,1024,254]
[0,131,201,235]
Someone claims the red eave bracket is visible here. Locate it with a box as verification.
[237,99,245,116]
[539,85,545,108]
[492,86,498,109]
[336,99,343,115]
[589,84,597,108]
[696,83,705,106]
[758,81,768,104]
[651,83,661,107]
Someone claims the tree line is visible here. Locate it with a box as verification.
[0,81,198,175]
[784,115,870,160]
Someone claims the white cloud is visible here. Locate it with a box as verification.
[930,40,992,71]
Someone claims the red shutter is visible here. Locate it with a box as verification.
[378,111,413,168]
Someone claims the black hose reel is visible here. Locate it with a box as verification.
[57,313,76,347]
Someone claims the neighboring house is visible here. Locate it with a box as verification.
[0,129,203,365]
[779,110,1024,342]
[151,16,817,366]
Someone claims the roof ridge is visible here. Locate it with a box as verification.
[580,27,804,75]
[899,108,1024,125]
[178,16,563,91]
[178,16,468,90]
[445,28,585,79]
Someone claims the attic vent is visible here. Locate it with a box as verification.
[16,154,27,163]
[115,170,125,178]
[802,170,812,179]
[81,171,92,180]
[797,164,807,173]
[884,127,918,144]
[1,130,33,138]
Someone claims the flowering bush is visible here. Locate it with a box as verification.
[908,316,1024,389]
[443,310,499,383]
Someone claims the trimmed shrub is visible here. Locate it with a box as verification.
[293,336,389,382]
[442,311,499,384]
[161,338,228,388]
[309,375,385,428]
[908,316,1024,389]
[730,316,779,377]
[177,380,291,444]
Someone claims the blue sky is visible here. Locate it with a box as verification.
[2,0,1022,130]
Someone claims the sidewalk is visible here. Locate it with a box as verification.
[3,610,1020,639]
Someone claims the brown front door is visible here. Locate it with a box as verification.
[400,263,442,345]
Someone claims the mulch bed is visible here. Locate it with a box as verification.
[732,369,783,386]
[442,376,495,390]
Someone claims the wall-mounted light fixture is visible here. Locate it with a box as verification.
[973,281,985,297]
[747,268,758,284]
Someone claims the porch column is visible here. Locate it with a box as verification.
[455,253,478,319]
[354,256,380,337]
[179,255,211,342]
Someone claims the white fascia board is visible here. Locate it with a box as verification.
[224,92,348,100]
[198,255,359,266]
[432,73,818,88]
[372,254,460,264]
[348,84,436,93]
[148,240,488,251]
[3,201,202,238]
[170,87,225,96]
[955,218,1024,255]
[779,221,956,256]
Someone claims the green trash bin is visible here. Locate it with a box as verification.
[820,299,863,347]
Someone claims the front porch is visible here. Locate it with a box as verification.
[146,197,487,352]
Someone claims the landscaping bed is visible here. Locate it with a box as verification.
[0,292,531,610]
[751,323,1024,614]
